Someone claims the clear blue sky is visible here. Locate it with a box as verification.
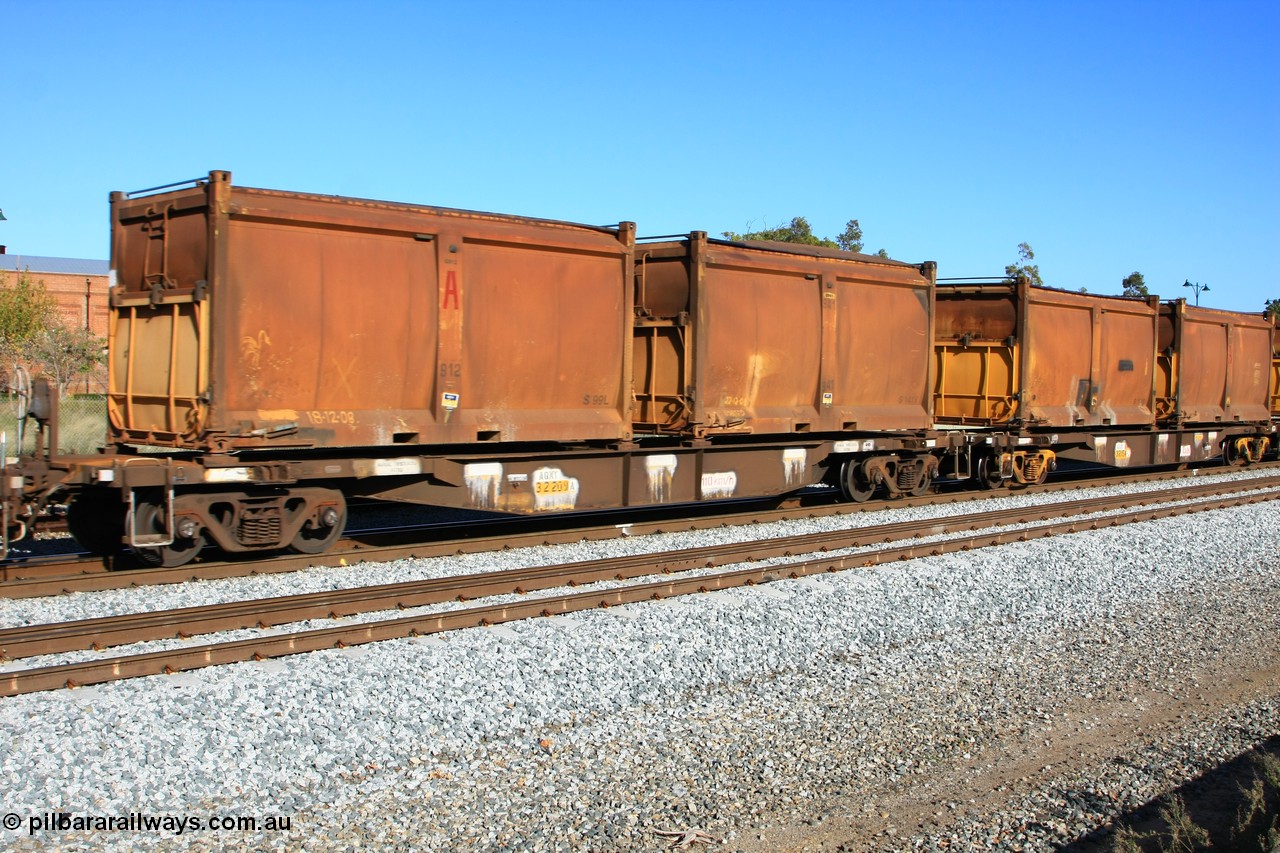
[3,1,1277,311]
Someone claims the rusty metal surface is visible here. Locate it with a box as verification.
[108,171,635,450]
[634,234,935,437]
[1162,300,1273,425]
[933,282,1020,422]
[1022,287,1158,427]
[934,288,1017,341]
[935,282,1160,428]
[1049,423,1262,467]
[1271,314,1280,416]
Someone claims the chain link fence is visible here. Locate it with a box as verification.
[0,395,108,457]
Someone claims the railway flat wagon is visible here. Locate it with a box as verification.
[1155,299,1273,464]
[631,233,946,499]
[9,171,1271,570]
[10,172,642,565]
[8,173,952,566]
[934,278,1272,476]
[109,170,636,450]
[1156,300,1273,426]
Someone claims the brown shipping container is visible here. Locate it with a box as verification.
[936,280,1159,428]
[1157,301,1272,424]
[634,234,935,437]
[108,171,635,450]
[1271,313,1280,417]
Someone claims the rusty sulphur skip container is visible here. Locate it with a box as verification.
[935,279,1161,428]
[1156,299,1273,425]
[633,233,936,437]
[108,171,635,450]
[1271,312,1280,418]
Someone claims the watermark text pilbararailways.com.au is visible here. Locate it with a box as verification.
[4,810,292,836]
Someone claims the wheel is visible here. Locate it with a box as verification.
[289,496,347,554]
[67,491,126,556]
[976,456,1003,490]
[1223,439,1247,467]
[130,501,204,568]
[839,460,875,503]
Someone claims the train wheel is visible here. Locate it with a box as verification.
[130,501,204,568]
[289,495,347,554]
[1223,439,1248,467]
[839,460,875,503]
[975,456,1003,490]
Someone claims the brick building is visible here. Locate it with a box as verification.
[0,250,111,393]
[0,250,111,337]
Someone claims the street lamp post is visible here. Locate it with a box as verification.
[1183,279,1210,306]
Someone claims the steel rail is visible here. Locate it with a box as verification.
[1,486,1276,696]
[2,476,1278,661]
[3,462,1274,599]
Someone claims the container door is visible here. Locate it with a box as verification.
[1178,316,1229,422]
[108,185,213,444]
[1097,309,1156,426]
[1024,299,1094,426]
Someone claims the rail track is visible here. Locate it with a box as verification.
[2,473,1277,697]
[2,461,1274,599]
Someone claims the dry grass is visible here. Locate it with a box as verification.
[1105,751,1280,852]
[0,394,107,456]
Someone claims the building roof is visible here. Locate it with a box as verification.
[0,255,109,276]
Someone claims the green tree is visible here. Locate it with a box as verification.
[834,220,863,253]
[1121,271,1148,298]
[1004,242,1044,287]
[1265,298,1280,320]
[27,324,107,398]
[0,269,58,368]
[0,269,106,396]
[723,216,864,253]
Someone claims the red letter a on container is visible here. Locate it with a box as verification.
[442,271,460,310]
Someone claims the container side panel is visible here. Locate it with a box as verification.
[1229,324,1272,422]
[1098,310,1156,426]
[460,242,626,439]
[699,268,820,432]
[1025,302,1093,426]
[1178,320,1228,422]
[834,282,932,429]
[222,221,438,444]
